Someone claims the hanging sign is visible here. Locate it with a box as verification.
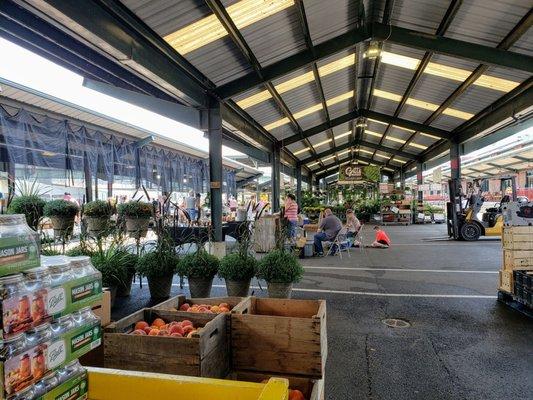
[432,167,442,183]
[338,164,380,185]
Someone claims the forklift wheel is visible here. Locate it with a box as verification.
[460,222,481,241]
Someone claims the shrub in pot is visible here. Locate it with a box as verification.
[177,250,219,298]
[137,249,178,299]
[90,245,129,307]
[83,200,113,235]
[257,249,304,298]
[8,195,46,231]
[218,252,257,297]
[43,200,79,237]
[117,251,138,297]
[117,201,152,238]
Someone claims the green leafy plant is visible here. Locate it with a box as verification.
[176,250,219,279]
[41,248,62,256]
[43,199,79,218]
[117,201,152,218]
[136,248,178,279]
[257,249,304,284]
[219,253,258,281]
[8,195,46,230]
[91,245,131,287]
[83,200,113,218]
[65,246,94,257]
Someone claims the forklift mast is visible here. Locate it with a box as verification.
[447,179,463,239]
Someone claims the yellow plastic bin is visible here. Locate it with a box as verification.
[87,367,290,400]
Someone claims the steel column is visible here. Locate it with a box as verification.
[271,144,281,212]
[208,104,223,242]
[296,165,302,209]
[416,162,423,203]
[449,140,461,181]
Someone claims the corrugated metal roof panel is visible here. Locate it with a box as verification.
[241,4,307,66]
[390,0,450,34]
[245,98,285,126]
[482,66,530,86]
[397,104,433,124]
[370,97,401,118]
[309,131,330,146]
[305,0,361,44]
[328,100,352,120]
[428,115,464,131]
[511,31,533,56]
[278,81,325,130]
[445,0,530,47]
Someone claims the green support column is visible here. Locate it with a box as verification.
[271,144,281,212]
[449,140,461,181]
[416,162,423,203]
[296,165,302,209]
[208,104,223,242]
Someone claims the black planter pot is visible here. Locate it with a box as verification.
[147,274,174,299]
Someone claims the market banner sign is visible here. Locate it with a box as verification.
[338,164,380,185]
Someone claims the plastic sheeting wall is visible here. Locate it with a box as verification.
[0,105,236,196]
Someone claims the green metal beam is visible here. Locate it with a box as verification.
[215,27,370,99]
[281,109,451,146]
[300,139,416,165]
[372,23,533,73]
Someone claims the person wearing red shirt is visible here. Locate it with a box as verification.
[372,226,391,248]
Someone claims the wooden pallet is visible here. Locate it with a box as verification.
[231,297,327,378]
[497,290,533,319]
[104,308,230,378]
[502,226,533,250]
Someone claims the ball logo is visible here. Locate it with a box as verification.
[343,166,361,178]
[47,340,66,369]
[48,287,66,314]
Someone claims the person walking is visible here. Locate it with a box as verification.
[284,194,298,238]
[314,208,342,256]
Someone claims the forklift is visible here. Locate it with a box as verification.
[447,176,517,241]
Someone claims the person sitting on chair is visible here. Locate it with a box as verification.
[345,209,361,246]
[314,208,342,256]
[372,226,391,248]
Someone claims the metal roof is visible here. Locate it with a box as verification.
[3,0,532,179]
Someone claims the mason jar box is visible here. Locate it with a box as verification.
[0,215,40,277]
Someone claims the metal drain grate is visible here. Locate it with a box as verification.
[382,318,411,328]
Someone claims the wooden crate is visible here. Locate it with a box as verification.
[104,308,229,378]
[499,270,513,293]
[231,297,327,378]
[228,371,324,400]
[502,226,533,250]
[503,250,533,270]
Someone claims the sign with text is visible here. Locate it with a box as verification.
[338,164,380,185]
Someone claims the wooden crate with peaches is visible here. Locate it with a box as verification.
[228,371,324,400]
[231,297,327,378]
[103,308,230,378]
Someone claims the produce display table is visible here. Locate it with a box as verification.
[86,367,291,400]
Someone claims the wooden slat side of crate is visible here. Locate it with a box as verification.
[104,309,229,378]
[502,228,533,250]
[231,298,327,378]
[503,250,533,270]
[499,270,513,293]
[228,371,323,400]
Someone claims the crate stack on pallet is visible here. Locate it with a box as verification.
[498,202,533,316]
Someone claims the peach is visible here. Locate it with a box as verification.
[169,325,184,335]
[219,307,230,313]
[132,329,146,335]
[152,318,166,328]
[210,305,220,313]
[179,303,190,311]
[219,303,229,309]
[148,328,160,336]
[135,321,149,331]
[182,325,194,335]
[158,329,169,336]
[186,330,197,338]
[181,320,193,328]
[289,390,305,400]
[170,332,183,338]
[143,327,152,334]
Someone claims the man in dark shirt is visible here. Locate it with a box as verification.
[314,208,342,256]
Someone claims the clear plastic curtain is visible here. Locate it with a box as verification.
[95,131,114,182]
[67,126,86,173]
[113,137,136,178]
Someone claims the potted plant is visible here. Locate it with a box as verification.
[257,249,304,298]
[90,245,129,306]
[136,246,178,299]
[117,201,152,238]
[83,200,113,235]
[43,199,80,237]
[117,250,138,297]
[219,252,257,297]
[177,249,219,298]
[8,195,46,231]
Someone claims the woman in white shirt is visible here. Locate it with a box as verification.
[345,209,361,239]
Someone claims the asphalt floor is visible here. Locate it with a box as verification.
[111,224,533,400]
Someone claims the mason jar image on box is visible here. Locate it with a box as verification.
[0,215,40,277]
[1,274,32,338]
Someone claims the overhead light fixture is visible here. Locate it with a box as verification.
[364,41,381,60]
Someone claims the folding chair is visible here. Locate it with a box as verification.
[324,228,351,258]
